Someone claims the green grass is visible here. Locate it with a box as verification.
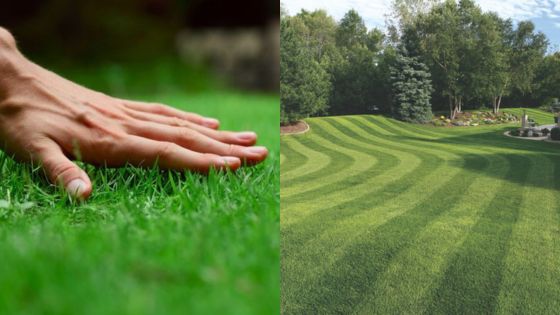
[281,109,560,314]
[0,90,279,315]
[501,107,557,125]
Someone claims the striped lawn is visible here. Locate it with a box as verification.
[281,112,560,314]
[502,108,556,125]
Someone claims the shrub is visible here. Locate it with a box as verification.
[551,127,560,140]
[510,129,520,136]
[542,128,550,136]
[432,119,447,127]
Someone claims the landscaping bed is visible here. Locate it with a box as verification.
[432,111,518,127]
[280,120,309,135]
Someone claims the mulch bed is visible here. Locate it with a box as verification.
[281,121,309,135]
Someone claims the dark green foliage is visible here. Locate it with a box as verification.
[281,1,557,122]
[401,0,548,115]
[280,9,388,120]
[335,9,368,49]
[328,12,386,115]
[280,16,331,125]
[534,53,560,106]
[390,52,433,122]
[551,127,560,140]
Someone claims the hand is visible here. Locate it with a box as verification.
[0,27,268,200]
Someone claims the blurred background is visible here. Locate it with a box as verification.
[0,0,279,95]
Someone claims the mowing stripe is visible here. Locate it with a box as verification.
[496,154,560,314]
[354,153,510,314]
[503,108,554,125]
[281,114,560,315]
[281,119,400,206]
[280,137,309,176]
[281,136,329,183]
[294,154,487,314]
[425,154,531,314]
[282,116,434,225]
[282,130,458,314]
[283,116,508,314]
[281,122,376,197]
[376,115,557,156]
[281,130,357,191]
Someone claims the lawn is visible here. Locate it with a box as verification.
[281,111,560,314]
[0,63,279,315]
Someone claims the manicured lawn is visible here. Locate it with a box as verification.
[0,91,279,315]
[281,111,560,314]
[502,107,557,125]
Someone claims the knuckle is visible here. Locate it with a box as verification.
[157,142,178,159]
[227,144,236,156]
[0,99,24,117]
[86,131,125,157]
[46,161,75,182]
[178,128,199,145]
[170,117,184,126]
[202,153,222,166]
[152,103,168,114]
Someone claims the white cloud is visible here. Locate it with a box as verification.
[477,0,556,21]
[282,0,560,28]
[281,0,560,47]
[282,0,392,29]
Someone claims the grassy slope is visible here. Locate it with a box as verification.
[281,109,560,314]
[501,108,556,125]
[0,90,279,315]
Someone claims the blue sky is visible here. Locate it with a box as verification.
[282,0,560,51]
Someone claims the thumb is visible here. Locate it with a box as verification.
[35,139,92,199]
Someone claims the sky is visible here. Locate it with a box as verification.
[282,0,560,50]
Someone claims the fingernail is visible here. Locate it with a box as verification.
[222,156,240,166]
[66,179,86,198]
[203,118,219,128]
[237,132,256,141]
[244,146,268,155]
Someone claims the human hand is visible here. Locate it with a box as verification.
[0,28,268,200]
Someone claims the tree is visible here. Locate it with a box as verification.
[533,52,560,107]
[329,10,385,115]
[386,0,440,44]
[295,10,338,64]
[335,9,368,49]
[280,16,331,125]
[493,21,548,112]
[390,51,433,122]
[466,12,508,114]
[402,0,464,118]
[401,0,522,117]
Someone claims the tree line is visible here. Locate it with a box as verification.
[281,0,560,124]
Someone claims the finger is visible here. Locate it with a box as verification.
[112,135,241,172]
[123,109,257,146]
[34,138,92,199]
[122,100,220,129]
[126,121,268,165]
